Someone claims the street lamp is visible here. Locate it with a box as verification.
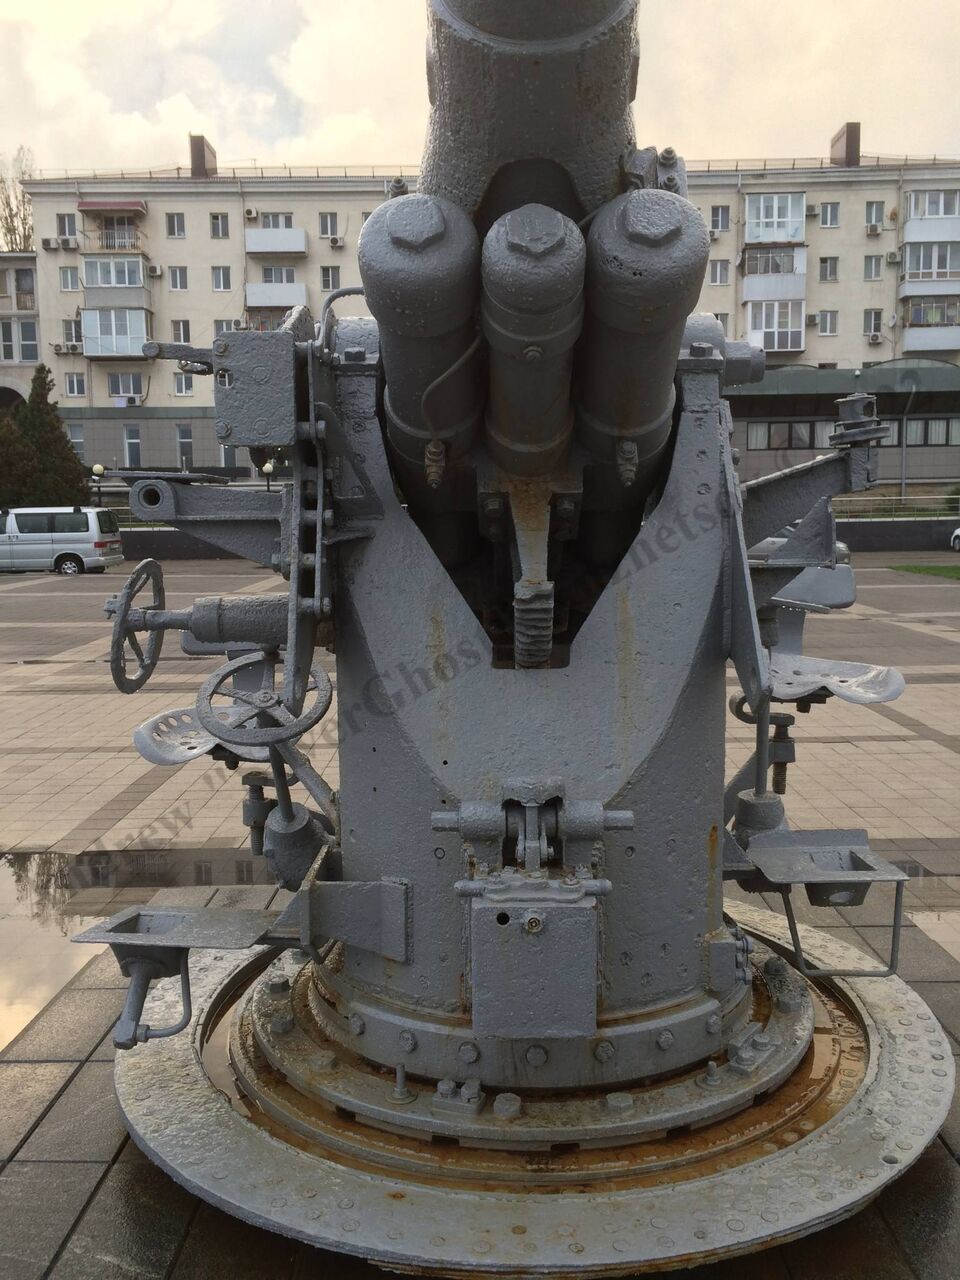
[92,463,105,507]
[262,460,274,493]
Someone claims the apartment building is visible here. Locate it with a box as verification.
[0,250,40,410]
[17,137,400,474]
[9,126,960,489]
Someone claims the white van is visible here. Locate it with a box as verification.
[0,507,125,575]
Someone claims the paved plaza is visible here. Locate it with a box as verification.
[0,553,958,1277]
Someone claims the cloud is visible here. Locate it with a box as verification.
[0,0,957,175]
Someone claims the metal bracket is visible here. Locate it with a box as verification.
[779,883,905,980]
[302,878,410,962]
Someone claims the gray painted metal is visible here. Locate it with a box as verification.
[75,0,953,1265]
[113,910,954,1276]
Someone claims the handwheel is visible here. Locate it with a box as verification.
[105,559,165,694]
[195,651,333,747]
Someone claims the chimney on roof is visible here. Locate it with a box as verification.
[830,122,861,168]
[189,134,218,178]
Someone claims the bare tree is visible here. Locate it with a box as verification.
[0,146,34,251]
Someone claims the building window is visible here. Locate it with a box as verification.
[863,309,883,336]
[124,425,142,468]
[361,211,374,224]
[14,267,33,309]
[210,213,230,239]
[216,369,234,388]
[166,212,185,238]
[59,266,79,291]
[174,372,194,396]
[64,372,85,397]
[904,242,960,280]
[750,300,803,352]
[82,309,149,357]
[745,193,804,243]
[714,312,729,335]
[67,425,84,459]
[261,266,295,284]
[0,321,12,360]
[819,256,839,282]
[56,212,77,238]
[177,425,193,469]
[819,310,838,336]
[194,860,213,886]
[745,248,797,275]
[212,266,232,291]
[879,420,900,447]
[820,202,840,228]
[172,319,190,343]
[262,212,293,229]
[321,266,341,291]
[865,200,884,226]
[927,418,948,446]
[213,319,233,337]
[100,215,138,250]
[318,212,338,237]
[708,260,730,286]
[220,442,238,467]
[951,419,960,446]
[236,859,255,885]
[19,321,37,362]
[169,266,188,290]
[108,372,144,399]
[0,269,7,297]
[84,256,143,288]
[710,205,730,232]
[907,190,960,219]
[864,255,882,281]
[62,319,82,344]
[906,296,960,327]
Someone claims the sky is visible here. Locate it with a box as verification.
[0,0,958,176]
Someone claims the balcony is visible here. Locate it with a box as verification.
[0,292,36,313]
[245,281,307,309]
[742,273,806,303]
[244,227,308,256]
[81,308,150,359]
[82,230,147,253]
[902,326,960,353]
[902,215,960,244]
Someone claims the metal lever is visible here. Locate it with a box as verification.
[113,950,192,1050]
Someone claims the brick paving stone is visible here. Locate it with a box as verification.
[16,1062,126,1163]
[49,1142,196,1280]
[0,1162,106,1280]
[877,1140,960,1280]
[771,1204,916,1279]
[1,987,127,1063]
[0,1061,76,1162]
[169,1202,299,1280]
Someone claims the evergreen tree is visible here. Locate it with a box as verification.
[14,365,89,505]
[0,411,40,508]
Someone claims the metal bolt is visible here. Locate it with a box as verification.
[458,1041,480,1065]
[702,1059,721,1087]
[436,1077,457,1099]
[386,195,446,250]
[348,1013,366,1036]
[461,1077,482,1103]
[271,1013,294,1037]
[212,338,229,356]
[778,992,804,1014]
[656,1029,675,1052]
[392,1064,413,1102]
[320,597,333,619]
[483,496,503,515]
[706,1014,722,1036]
[493,1092,522,1120]
[322,509,335,528]
[267,976,290,995]
[752,1032,772,1052]
[557,498,576,516]
[216,422,232,440]
[732,448,741,466]
[399,1029,418,1054]
[522,912,545,934]
[689,341,714,358]
[659,146,678,166]
[662,173,680,192]
[765,955,787,978]
[617,439,639,487]
[605,1091,634,1115]
[505,204,565,258]
[525,1044,548,1068]
[522,345,543,362]
[593,1040,616,1064]
[622,190,683,247]
[424,438,446,489]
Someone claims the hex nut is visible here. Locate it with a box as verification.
[605,1091,635,1115]
[271,1013,295,1037]
[493,1092,522,1120]
[458,1042,480,1065]
[656,1029,675,1052]
[706,1014,722,1036]
[525,1044,548,1068]
[267,976,290,995]
[593,1040,616,1064]
[399,1030,418,1053]
[348,1013,366,1037]
[621,190,684,248]
[505,204,565,258]
[436,1077,457,1099]
[386,196,446,251]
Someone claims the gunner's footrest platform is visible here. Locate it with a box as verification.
[746,829,908,979]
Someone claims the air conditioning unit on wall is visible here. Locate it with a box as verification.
[329,235,345,249]
[126,394,145,406]
[40,237,58,251]
[147,264,163,278]
[806,313,820,326]
[868,333,882,344]
[244,206,258,220]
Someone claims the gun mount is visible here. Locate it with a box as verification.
[77,2,952,1274]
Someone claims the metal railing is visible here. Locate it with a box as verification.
[833,493,960,520]
[84,230,144,252]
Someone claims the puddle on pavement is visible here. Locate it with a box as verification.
[0,847,274,1053]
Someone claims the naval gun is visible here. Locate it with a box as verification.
[78,2,953,1273]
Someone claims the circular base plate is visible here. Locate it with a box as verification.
[116,904,955,1277]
